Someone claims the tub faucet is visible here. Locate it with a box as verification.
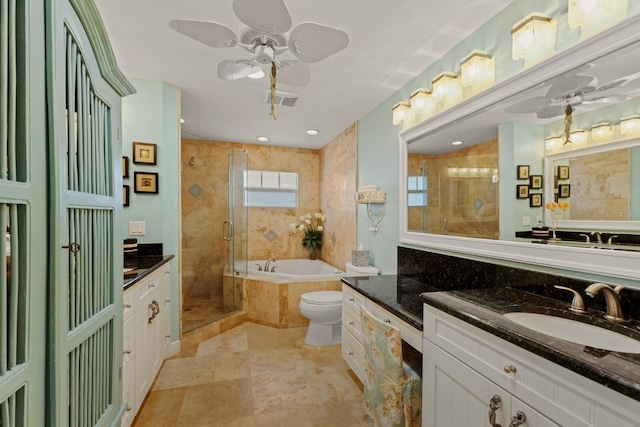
[584,283,626,322]
[590,231,603,244]
[264,258,276,272]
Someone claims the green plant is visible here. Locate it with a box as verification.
[290,212,326,251]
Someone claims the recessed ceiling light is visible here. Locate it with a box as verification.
[180,118,186,123]
[306,129,319,135]
[257,136,269,142]
[452,140,463,145]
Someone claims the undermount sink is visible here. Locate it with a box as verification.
[503,311,640,353]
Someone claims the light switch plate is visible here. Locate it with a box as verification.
[129,221,146,236]
[522,216,531,226]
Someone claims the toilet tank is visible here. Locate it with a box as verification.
[345,262,379,276]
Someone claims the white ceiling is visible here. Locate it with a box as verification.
[94,0,514,149]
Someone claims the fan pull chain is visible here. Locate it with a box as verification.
[270,62,277,120]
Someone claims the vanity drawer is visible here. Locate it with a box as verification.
[342,325,364,383]
[367,300,422,352]
[342,284,366,314]
[134,269,162,306]
[342,304,363,343]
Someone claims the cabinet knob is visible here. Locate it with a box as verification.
[165,299,171,303]
[165,335,171,339]
[123,304,131,309]
[348,298,355,302]
[384,319,391,324]
[509,411,527,427]
[503,365,517,374]
[123,349,131,355]
[348,321,355,326]
[148,283,157,288]
[165,270,170,275]
[348,351,354,356]
[126,405,131,412]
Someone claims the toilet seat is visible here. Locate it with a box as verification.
[300,291,342,305]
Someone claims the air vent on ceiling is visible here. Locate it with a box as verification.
[264,90,298,107]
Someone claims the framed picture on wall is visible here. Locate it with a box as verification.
[529,193,542,207]
[557,165,570,180]
[122,156,129,178]
[133,142,158,165]
[516,184,529,199]
[529,175,543,189]
[134,172,159,194]
[517,165,530,180]
[559,184,571,198]
[123,185,130,206]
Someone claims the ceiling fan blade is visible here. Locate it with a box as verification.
[504,96,549,114]
[277,60,310,87]
[169,20,237,49]
[583,94,629,104]
[536,105,566,119]
[595,72,640,92]
[218,60,258,80]
[233,0,292,34]
[545,74,597,99]
[288,22,349,63]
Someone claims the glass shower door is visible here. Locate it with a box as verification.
[225,147,248,312]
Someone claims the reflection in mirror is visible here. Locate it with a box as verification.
[548,140,640,222]
[407,139,499,238]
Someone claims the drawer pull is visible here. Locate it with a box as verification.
[165,270,170,275]
[348,298,355,302]
[123,349,131,355]
[166,335,171,339]
[123,303,132,309]
[384,319,391,324]
[488,395,502,427]
[509,411,527,427]
[503,365,517,374]
[348,351,354,356]
[348,321,355,326]
[165,299,171,303]
[148,283,157,288]
[126,405,132,412]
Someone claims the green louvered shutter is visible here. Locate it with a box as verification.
[46,0,128,425]
[0,0,47,426]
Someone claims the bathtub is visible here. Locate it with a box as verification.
[224,259,344,328]
[237,259,344,281]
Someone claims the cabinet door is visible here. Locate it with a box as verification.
[160,275,172,357]
[423,339,510,427]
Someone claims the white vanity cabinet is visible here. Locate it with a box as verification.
[341,284,422,383]
[423,304,640,427]
[121,263,172,427]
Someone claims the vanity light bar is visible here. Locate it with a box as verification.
[620,115,640,136]
[392,101,411,126]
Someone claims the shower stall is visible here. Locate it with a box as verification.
[181,147,247,333]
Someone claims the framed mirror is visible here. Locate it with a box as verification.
[399,15,640,281]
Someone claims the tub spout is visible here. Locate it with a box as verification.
[264,257,276,272]
[255,263,263,271]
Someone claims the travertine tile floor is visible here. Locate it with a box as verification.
[133,322,364,427]
[182,295,230,333]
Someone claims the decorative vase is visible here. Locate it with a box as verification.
[309,247,319,260]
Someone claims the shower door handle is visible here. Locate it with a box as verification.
[223,220,233,241]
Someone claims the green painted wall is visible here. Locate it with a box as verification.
[122,79,181,340]
[357,0,640,273]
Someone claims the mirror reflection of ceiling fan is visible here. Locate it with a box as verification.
[169,0,349,117]
[504,66,640,119]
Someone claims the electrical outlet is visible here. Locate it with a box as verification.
[522,216,531,226]
[537,215,543,225]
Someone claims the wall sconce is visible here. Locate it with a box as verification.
[568,0,628,38]
[591,121,613,142]
[432,72,463,110]
[511,12,556,64]
[409,89,435,125]
[569,129,588,148]
[545,135,562,151]
[460,50,495,94]
[620,114,640,137]
[392,101,410,126]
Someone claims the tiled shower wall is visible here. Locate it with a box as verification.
[181,134,356,300]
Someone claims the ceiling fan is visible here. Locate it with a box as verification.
[169,0,349,117]
[504,67,638,119]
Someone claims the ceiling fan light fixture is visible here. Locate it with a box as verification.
[620,114,640,136]
[591,122,613,142]
[409,89,435,125]
[568,0,627,37]
[460,50,494,93]
[511,12,556,64]
[392,102,410,126]
[247,68,266,79]
[306,129,319,135]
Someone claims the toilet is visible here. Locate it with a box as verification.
[299,291,343,346]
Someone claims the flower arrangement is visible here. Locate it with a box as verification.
[545,201,570,240]
[290,213,326,259]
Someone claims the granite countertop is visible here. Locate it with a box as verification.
[341,275,439,330]
[421,287,640,401]
[123,254,174,290]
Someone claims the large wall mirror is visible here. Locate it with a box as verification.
[399,15,640,282]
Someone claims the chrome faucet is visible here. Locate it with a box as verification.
[584,283,626,322]
[264,257,276,272]
[590,231,603,244]
[607,235,619,245]
[578,233,591,243]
